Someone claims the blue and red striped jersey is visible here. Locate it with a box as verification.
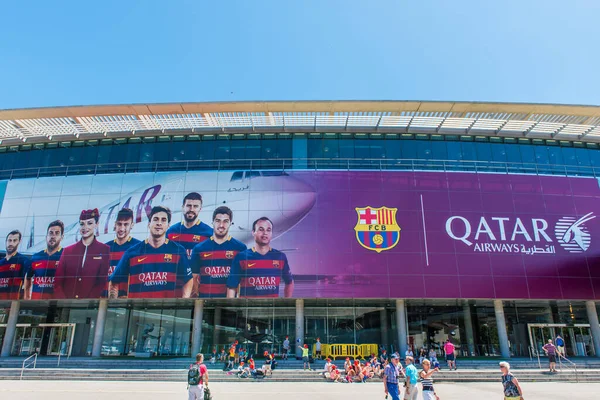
[226,247,293,298]
[26,248,63,300]
[190,236,247,298]
[109,239,192,298]
[103,236,142,297]
[0,253,30,300]
[166,220,213,258]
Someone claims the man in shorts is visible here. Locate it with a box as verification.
[404,356,419,400]
[555,335,565,357]
[444,340,457,371]
[315,337,322,360]
[543,339,558,373]
[299,344,311,371]
[282,336,290,360]
[188,353,208,400]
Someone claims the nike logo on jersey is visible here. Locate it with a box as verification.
[137,257,148,263]
[203,253,212,258]
[248,263,256,267]
[171,235,180,239]
[34,263,42,267]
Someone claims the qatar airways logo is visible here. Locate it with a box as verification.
[138,272,168,286]
[33,276,54,287]
[446,213,596,255]
[204,266,230,279]
[248,276,278,290]
[555,212,596,253]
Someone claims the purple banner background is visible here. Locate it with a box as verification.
[280,171,600,300]
[1,170,599,300]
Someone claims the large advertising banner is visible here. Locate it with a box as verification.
[0,170,599,300]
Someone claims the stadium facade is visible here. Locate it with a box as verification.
[0,100,600,360]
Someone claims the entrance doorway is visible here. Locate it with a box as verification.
[528,323,595,357]
[0,323,76,357]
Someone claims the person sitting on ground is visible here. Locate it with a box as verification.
[329,364,343,383]
[405,346,414,359]
[248,358,257,377]
[380,349,388,364]
[344,357,352,375]
[361,362,374,382]
[322,358,333,377]
[219,348,226,362]
[418,347,426,365]
[270,353,278,370]
[236,361,250,378]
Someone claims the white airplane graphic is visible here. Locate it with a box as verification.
[25,171,316,252]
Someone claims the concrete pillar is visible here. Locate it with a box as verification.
[396,299,407,356]
[380,308,390,350]
[295,299,304,359]
[191,300,204,356]
[494,299,511,358]
[1,301,20,357]
[585,301,600,358]
[91,299,108,357]
[463,303,476,356]
[212,307,221,351]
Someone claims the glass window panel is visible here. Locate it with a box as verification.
[307,138,323,158]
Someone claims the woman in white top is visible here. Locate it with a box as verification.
[405,347,414,359]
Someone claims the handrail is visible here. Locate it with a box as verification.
[558,353,578,383]
[0,157,598,180]
[531,346,542,370]
[20,353,38,380]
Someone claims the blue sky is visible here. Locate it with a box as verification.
[1,0,599,109]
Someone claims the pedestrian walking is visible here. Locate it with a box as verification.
[403,356,419,400]
[542,339,557,373]
[383,354,402,400]
[419,359,439,400]
[444,340,456,370]
[555,335,565,357]
[187,353,208,400]
[500,361,524,400]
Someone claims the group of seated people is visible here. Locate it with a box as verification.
[235,351,278,378]
[321,354,384,383]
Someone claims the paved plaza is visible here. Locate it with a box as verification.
[0,380,597,399]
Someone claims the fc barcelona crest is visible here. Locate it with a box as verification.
[273,260,280,268]
[164,253,173,262]
[193,235,202,242]
[225,251,234,259]
[354,206,401,253]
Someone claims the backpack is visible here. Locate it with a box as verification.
[204,387,212,400]
[188,363,202,386]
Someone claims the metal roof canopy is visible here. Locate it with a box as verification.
[0,101,599,146]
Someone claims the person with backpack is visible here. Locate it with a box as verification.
[500,361,524,400]
[188,353,208,400]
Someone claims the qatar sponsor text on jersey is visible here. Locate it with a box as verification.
[27,248,62,300]
[109,239,192,298]
[0,253,30,300]
[166,220,213,258]
[226,247,293,298]
[190,236,247,298]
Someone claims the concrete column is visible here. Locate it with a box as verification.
[380,308,390,349]
[191,300,204,356]
[295,299,304,359]
[91,299,108,357]
[212,307,221,350]
[396,299,407,356]
[1,301,20,357]
[494,299,510,359]
[463,303,476,356]
[585,301,600,358]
